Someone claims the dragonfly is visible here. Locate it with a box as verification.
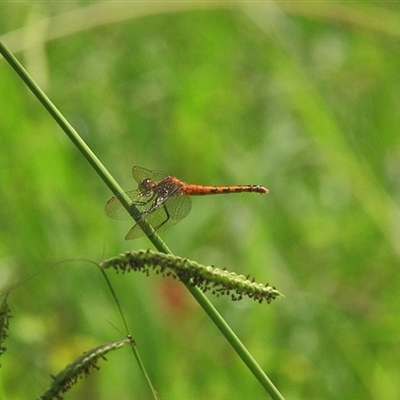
[105,166,269,240]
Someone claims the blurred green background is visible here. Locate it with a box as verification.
[1,2,400,399]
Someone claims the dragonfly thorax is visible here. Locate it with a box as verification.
[138,178,156,195]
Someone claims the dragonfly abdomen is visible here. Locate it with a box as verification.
[183,184,269,195]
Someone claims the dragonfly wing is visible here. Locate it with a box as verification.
[125,195,192,240]
[125,205,169,240]
[105,190,144,220]
[124,221,149,240]
[132,166,168,184]
[164,195,192,221]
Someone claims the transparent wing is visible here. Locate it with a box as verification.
[132,166,168,184]
[125,195,192,240]
[105,190,146,220]
[165,194,192,221]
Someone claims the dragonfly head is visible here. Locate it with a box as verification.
[138,178,155,195]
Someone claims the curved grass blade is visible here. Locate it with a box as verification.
[98,269,159,400]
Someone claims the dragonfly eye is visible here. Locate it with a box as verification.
[138,178,154,194]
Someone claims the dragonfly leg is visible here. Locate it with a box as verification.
[153,204,170,231]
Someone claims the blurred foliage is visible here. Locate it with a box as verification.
[1,2,400,399]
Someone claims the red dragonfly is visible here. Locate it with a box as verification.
[105,166,269,240]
